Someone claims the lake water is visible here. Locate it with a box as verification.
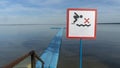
[0,24,120,68]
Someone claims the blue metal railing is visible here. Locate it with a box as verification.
[36,28,63,68]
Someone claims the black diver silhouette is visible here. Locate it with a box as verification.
[72,12,83,24]
[72,12,79,24]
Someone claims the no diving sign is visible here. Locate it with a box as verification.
[66,8,97,39]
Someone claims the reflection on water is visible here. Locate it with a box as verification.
[0,25,60,67]
[58,24,120,68]
[0,24,120,68]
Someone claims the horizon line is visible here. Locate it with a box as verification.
[0,23,120,25]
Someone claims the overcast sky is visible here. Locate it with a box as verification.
[0,0,120,24]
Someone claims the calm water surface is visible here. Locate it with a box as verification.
[0,24,120,68]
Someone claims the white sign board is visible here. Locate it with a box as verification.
[67,8,97,39]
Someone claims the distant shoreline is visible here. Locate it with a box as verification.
[0,24,65,26]
[98,23,120,24]
[0,23,119,26]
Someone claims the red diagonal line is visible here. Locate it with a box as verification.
[84,18,90,23]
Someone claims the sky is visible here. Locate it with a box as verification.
[0,0,120,24]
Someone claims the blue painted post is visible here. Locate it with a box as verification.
[80,39,82,68]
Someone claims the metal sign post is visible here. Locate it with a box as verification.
[66,8,97,68]
[80,39,82,68]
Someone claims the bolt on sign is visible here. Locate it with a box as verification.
[66,8,97,39]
